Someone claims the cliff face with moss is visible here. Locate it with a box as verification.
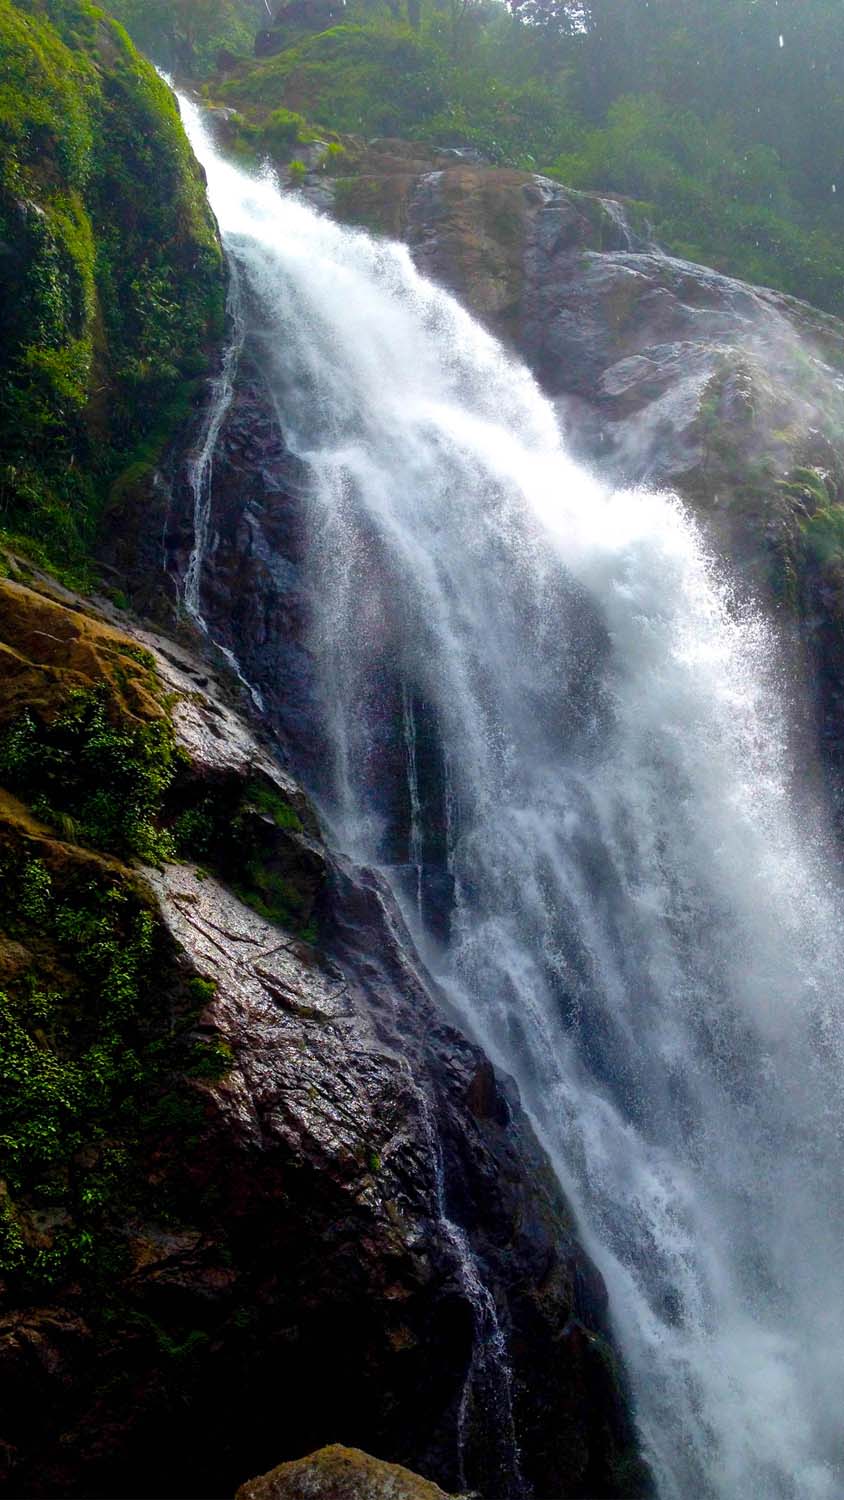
[0,563,649,1500]
[0,0,223,568]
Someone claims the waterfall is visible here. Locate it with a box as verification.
[401,682,425,917]
[178,95,844,1500]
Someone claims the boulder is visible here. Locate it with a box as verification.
[235,1445,452,1500]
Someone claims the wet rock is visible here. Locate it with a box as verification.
[0,573,646,1499]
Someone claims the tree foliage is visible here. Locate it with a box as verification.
[196,0,844,314]
[105,0,266,75]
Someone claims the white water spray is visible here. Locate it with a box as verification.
[401,683,425,918]
[179,95,844,1500]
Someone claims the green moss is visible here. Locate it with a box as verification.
[0,848,227,1297]
[246,779,303,831]
[0,0,224,570]
[187,974,217,1005]
[320,140,347,172]
[781,465,834,512]
[0,686,178,860]
[233,867,309,928]
[261,105,307,151]
[171,776,318,939]
[801,503,844,569]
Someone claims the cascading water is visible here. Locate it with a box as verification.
[179,94,844,1500]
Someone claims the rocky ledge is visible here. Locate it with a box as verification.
[0,564,648,1499]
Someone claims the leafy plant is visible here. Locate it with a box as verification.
[0,687,178,860]
[0,851,230,1296]
[0,0,223,568]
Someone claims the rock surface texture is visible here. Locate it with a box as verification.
[0,570,647,1499]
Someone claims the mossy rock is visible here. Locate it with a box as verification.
[0,575,164,719]
[236,1445,455,1500]
[0,0,224,569]
[0,797,228,1298]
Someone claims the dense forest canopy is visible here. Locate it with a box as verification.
[19,0,844,318]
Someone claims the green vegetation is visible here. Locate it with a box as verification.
[0,850,228,1295]
[105,0,262,78]
[262,103,309,147]
[246,779,304,830]
[0,685,317,941]
[796,468,844,573]
[0,641,319,1299]
[0,0,223,568]
[198,0,844,317]
[217,15,578,168]
[0,687,180,861]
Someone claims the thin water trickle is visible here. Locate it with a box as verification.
[401,682,425,918]
[179,256,265,710]
[184,251,244,623]
[178,93,844,1500]
[402,1062,526,1497]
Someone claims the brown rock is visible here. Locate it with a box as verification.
[235,1445,452,1500]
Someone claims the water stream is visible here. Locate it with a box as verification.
[179,95,844,1500]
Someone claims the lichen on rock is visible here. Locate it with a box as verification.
[235,1445,455,1500]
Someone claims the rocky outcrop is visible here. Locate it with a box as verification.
[0,565,648,1499]
[236,1445,453,1500]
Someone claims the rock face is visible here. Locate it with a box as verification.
[0,569,648,1499]
[236,1445,452,1500]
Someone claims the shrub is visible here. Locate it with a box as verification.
[261,105,306,151]
[0,687,178,861]
[0,852,230,1296]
